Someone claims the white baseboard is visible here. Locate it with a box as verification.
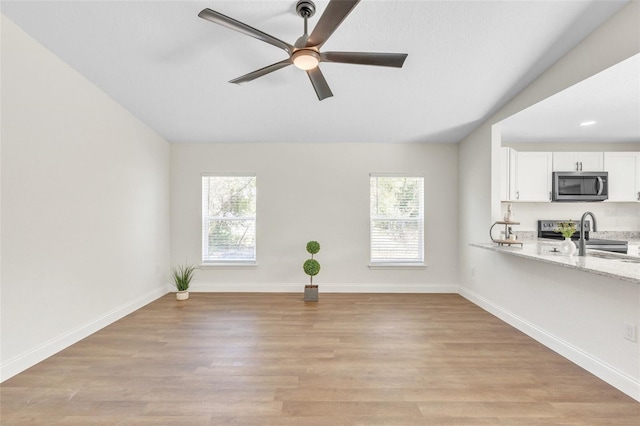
[188,283,300,293]
[0,286,168,383]
[459,285,640,402]
[188,282,458,293]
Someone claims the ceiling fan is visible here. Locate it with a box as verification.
[198,0,408,101]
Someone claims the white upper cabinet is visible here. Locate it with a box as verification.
[553,152,604,171]
[604,152,640,202]
[515,152,553,201]
[508,148,517,201]
[500,147,518,201]
[500,149,639,203]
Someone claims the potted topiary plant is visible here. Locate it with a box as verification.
[303,241,320,302]
[171,263,197,300]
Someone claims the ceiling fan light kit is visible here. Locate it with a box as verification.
[198,0,408,100]
[292,50,320,70]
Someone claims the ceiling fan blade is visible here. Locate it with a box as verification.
[198,8,294,54]
[321,51,408,68]
[306,67,333,101]
[229,59,293,84]
[306,0,360,48]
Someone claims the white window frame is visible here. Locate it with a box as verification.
[201,173,257,266]
[369,173,425,268]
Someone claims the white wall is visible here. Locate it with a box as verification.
[0,15,171,381]
[459,1,640,400]
[171,143,459,293]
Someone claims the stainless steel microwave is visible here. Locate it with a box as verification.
[552,171,608,202]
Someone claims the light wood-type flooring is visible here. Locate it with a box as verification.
[1,293,639,425]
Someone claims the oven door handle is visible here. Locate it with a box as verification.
[596,176,603,196]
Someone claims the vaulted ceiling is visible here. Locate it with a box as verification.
[1,1,629,144]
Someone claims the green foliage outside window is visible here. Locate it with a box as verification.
[370,176,424,262]
[203,175,256,262]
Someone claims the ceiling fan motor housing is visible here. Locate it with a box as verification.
[296,1,316,19]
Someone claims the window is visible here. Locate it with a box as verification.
[202,174,256,264]
[370,174,424,265]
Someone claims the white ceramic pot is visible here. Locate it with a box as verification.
[176,290,189,301]
[559,238,576,256]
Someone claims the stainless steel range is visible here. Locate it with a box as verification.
[537,220,628,254]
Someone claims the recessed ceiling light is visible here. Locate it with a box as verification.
[579,120,597,126]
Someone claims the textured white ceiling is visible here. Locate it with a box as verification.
[500,53,640,144]
[1,0,629,144]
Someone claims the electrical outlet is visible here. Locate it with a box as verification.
[624,323,637,342]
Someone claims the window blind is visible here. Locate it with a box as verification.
[370,174,424,264]
[202,174,256,263]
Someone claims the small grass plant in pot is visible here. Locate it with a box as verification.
[555,220,577,256]
[172,263,197,301]
[303,241,320,302]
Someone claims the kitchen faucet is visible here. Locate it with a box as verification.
[578,211,597,256]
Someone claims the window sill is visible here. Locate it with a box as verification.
[368,263,427,270]
[200,262,258,269]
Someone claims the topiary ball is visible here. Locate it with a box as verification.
[303,259,321,276]
[306,241,320,255]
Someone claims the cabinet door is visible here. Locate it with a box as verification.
[605,152,640,201]
[553,152,604,171]
[500,147,517,201]
[553,152,580,171]
[578,152,604,171]
[508,148,518,200]
[516,152,553,201]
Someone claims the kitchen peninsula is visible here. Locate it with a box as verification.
[471,240,640,284]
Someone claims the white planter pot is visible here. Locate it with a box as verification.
[176,290,189,301]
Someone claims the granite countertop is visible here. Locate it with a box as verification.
[471,240,640,285]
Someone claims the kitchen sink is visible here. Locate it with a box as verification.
[587,250,640,263]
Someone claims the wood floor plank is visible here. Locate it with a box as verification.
[281,400,423,417]
[1,293,638,425]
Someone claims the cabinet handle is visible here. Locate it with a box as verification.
[549,191,552,201]
[576,161,579,171]
[580,162,583,171]
[637,191,639,201]
[516,191,519,200]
